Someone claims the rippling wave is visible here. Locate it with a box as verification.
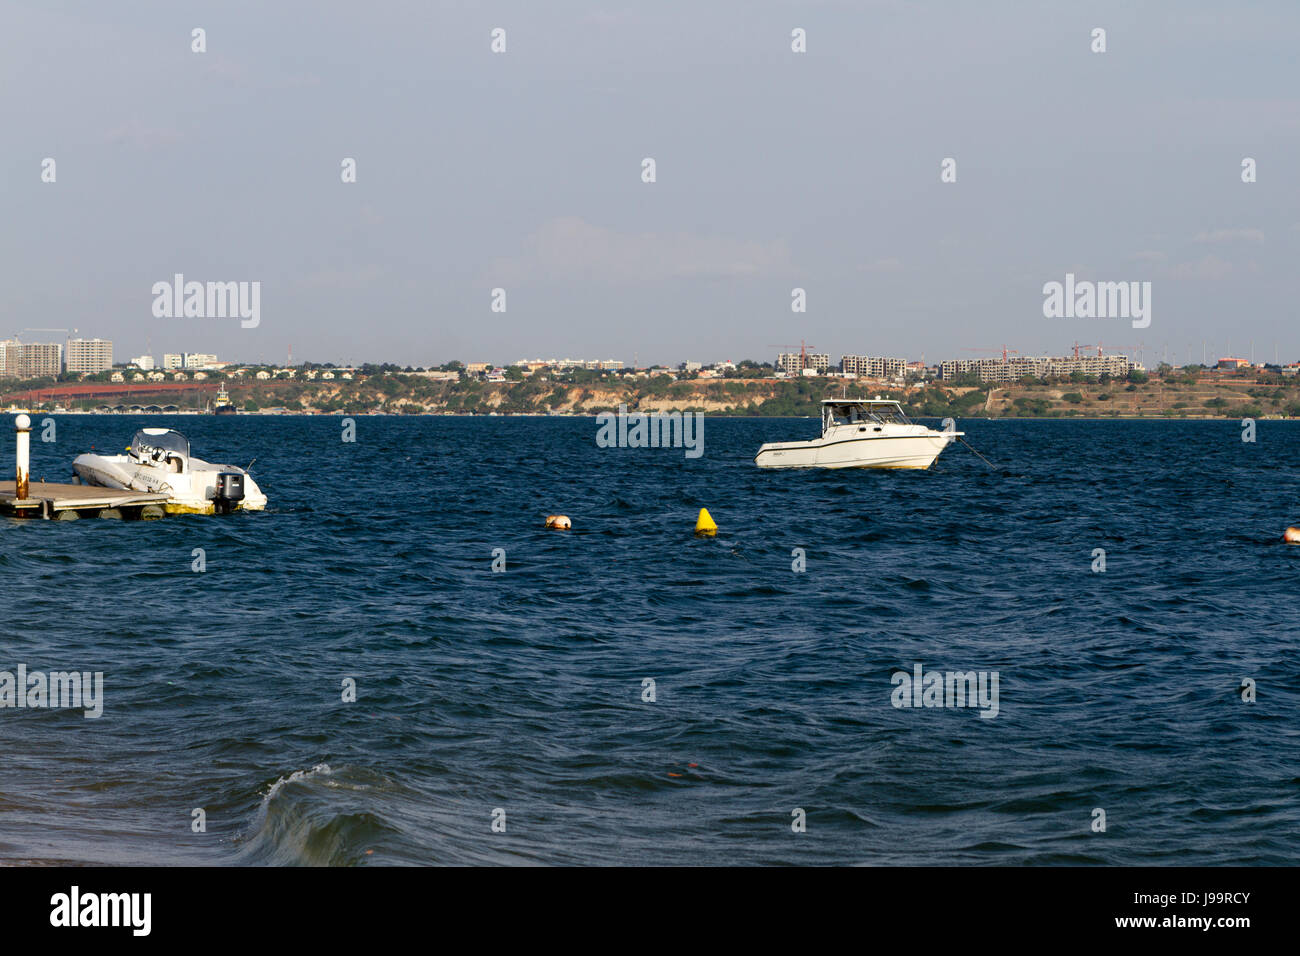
[2,416,1297,865]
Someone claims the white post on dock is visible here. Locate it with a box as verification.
[14,413,30,500]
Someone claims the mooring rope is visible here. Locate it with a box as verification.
[959,437,997,469]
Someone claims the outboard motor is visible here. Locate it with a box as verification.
[213,471,245,514]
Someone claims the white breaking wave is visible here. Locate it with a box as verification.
[263,763,333,802]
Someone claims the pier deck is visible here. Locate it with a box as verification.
[0,480,170,520]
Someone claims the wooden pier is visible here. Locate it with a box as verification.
[0,480,170,520]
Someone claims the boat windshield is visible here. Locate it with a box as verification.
[824,402,910,428]
[864,403,909,425]
[131,429,189,462]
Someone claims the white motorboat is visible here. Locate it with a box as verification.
[754,398,963,470]
[72,427,267,514]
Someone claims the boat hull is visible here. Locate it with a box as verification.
[754,430,960,470]
[71,454,266,513]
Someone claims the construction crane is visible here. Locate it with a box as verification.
[964,346,1020,362]
[1071,342,1105,358]
[13,327,77,340]
[767,340,818,369]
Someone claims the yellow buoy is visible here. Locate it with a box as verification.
[545,514,571,530]
[695,507,717,536]
[1284,527,1300,544]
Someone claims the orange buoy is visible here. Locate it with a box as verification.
[545,514,571,530]
[1284,527,1300,544]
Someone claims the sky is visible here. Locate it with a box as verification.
[3,0,1298,368]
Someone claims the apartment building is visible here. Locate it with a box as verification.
[64,338,113,374]
[776,352,831,374]
[940,354,1135,382]
[183,353,219,369]
[840,355,907,380]
[0,340,63,378]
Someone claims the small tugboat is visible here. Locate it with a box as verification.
[72,428,266,514]
[754,398,963,470]
[213,383,237,415]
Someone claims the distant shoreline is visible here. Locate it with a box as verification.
[8,371,1292,420]
[22,410,1296,422]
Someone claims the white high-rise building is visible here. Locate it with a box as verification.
[131,355,156,370]
[64,338,113,374]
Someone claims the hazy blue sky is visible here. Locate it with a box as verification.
[3,1,1297,367]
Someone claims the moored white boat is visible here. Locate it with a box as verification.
[754,398,963,470]
[72,428,266,514]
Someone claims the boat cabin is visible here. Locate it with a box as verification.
[821,398,911,433]
[130,428,190,473]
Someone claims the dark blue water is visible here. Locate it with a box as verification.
[2,416,1297,865]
